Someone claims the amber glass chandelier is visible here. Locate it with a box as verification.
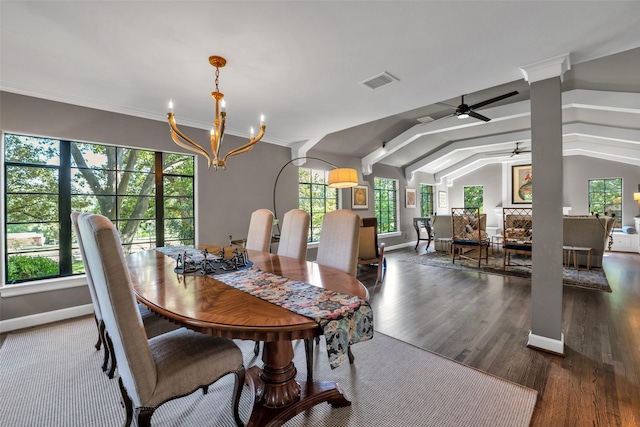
[167,55,265,170]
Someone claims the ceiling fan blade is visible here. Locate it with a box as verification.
[468,111,491,122]
[469,91,519,110]
[436,101,458,110]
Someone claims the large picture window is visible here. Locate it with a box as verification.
[4,133,195,284]
[374,177,398,233]
[589,178,622,227]
[464,185,484,212]
[298,167,338,242]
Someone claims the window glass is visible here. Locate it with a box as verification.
[298,167,337,242]
[374,177,398,233]
[464,185,484,212]
[419,184,433,217]
[589,178,622,227]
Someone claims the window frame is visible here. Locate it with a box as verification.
[374,177,399,235]
[298,167,339,243]
[419,183,434,217]
[588,178,622,227]
[3,132,195,285]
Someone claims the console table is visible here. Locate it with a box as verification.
[413,217,432,250]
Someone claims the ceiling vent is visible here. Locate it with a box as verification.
[359,71,398,90]
[417,115,435,124]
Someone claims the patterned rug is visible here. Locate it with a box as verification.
[404,249,611,292]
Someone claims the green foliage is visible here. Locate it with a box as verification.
[374,178,397,233]
[464,186,484,212]
[8,255,59,281]
[589,178,622,227]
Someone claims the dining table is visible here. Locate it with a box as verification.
[126,245,370,427]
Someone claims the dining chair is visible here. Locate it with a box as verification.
[276,209,310,260]
[245,208,274,252]
[77,213,245,427]
[357,217,386,284]
[71,212,179,379]
[451,207,489,267]
[307,209,361,381]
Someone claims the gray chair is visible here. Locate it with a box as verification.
[70,212,179,379]
[277,209,310,260]
[245,209,274,252]
[308,209,361,380]
[77,213,245,427]
[357,217,386,284]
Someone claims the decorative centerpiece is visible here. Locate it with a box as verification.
[173,247,251,275]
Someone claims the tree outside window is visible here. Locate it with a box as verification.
[464,185,484,212]
[419,184,433,217]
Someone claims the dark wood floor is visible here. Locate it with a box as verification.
[356,245,640,426]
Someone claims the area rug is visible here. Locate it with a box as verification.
[0,316,537,427]
[404,249,611,292]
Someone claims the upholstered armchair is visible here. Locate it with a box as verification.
[503,207,533,269]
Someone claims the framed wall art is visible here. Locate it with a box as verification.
[405,188,417,208]
[438,191,447,208]
[352,185,369,210]
[512,164,533,204]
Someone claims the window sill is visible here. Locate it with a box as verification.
[0,275,88,298]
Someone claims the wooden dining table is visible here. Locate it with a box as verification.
[126,245,369,427]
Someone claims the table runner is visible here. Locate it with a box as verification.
[156,246,373,369]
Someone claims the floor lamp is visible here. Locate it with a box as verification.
[272,157,358,235]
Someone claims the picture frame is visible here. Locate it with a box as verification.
[352,185,369,210]
[512,164,533,204]
[405,188,417,208]
[438,191,447,208]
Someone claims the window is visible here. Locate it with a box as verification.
[419,184,433,217]
[374,177,398,233]
[464,185,483,212]
[589,178,622,227]
[4,133,195,284]
[298,167,338,242]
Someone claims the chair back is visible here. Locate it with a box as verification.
[245,209,274,252]
[78,213,156,407]
[277,209,310,259]
[70,211,102,322]
[316,209,360,277]
[431,213,453,240]
[358,217,379,261]
[451,208,487,243]
[503,207,533,244]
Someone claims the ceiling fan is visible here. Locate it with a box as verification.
[493,142,532,157]
[436,91,519,122]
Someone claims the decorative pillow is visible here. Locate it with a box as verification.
[622,225,637,234]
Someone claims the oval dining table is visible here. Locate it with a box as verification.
[126,245,369,427]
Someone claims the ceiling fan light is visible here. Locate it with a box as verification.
[458,113,469,119]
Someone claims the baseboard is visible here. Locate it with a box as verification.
[0,304,94,334]
[527,330,565,356]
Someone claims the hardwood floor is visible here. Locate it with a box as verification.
[356,245,640,426]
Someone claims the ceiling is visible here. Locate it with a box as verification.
[2,2,640,182]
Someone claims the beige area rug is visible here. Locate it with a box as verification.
[405,249,611,292]
[0,316,537,426]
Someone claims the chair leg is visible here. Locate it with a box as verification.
[99,321,109,372]
[348,346,355,364]
[304,338,314,383]
[93,315,102,350]
[254,341,260,356]
[105,332,117,379]
[135,408,154,427]
[118,377,133,427]
[232,367,246,427]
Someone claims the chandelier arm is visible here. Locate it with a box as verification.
[168,124,214,168]
[272,156,337,235]
[221,125,266,162]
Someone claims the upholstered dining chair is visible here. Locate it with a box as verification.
[276,209,310,260]
[357,217,386,284]
[77,213,245,427]
[451,207,489,268]
[307,209,361,381]
[245,208,274,252]
[70,212,179,379]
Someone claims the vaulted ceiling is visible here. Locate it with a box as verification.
[2,2,639,182]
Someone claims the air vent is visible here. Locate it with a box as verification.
[359,72,398,90]
[417,115,435,124]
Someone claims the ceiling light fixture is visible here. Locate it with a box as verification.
[167,55,265,170]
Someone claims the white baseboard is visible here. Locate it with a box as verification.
[527,330,565,356]
[0,304,94,334]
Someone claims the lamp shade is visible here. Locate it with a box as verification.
[328,168,359,188]
[634,192,640,201]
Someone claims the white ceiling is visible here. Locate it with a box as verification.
[2,1,640,181]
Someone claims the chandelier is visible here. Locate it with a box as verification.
[167,55,265,170]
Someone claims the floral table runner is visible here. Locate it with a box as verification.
[157,246,373,369]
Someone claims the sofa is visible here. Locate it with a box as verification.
[563,215,616,268]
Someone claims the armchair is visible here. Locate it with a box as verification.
[358,217,386,283]
[451,208,489,267]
